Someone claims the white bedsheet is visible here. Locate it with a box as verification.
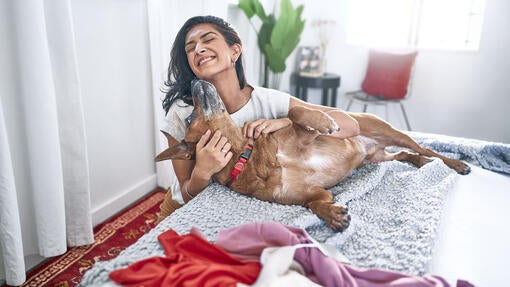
[429,165,510,287]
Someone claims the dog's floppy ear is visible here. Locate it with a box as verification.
[155,130,193,161]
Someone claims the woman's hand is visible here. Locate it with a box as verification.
[193,129,233,179]
[242,118,292,139]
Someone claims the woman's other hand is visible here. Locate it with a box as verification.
[194,130,233,178]
[243,118,292,139]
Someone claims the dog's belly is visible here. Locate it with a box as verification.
[297,154,341,186]
[275,143,364,197]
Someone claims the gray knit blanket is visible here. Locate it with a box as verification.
[80,132,510,286]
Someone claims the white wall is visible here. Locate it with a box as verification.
[70,0,157,224]
[232,0,510,143]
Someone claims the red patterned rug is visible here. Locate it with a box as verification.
[4,188,165,287]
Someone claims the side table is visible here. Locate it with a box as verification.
[290,72,341,107]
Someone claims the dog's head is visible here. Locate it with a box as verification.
[155,80,229,162]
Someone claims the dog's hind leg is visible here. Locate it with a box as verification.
[304,186,350,231]
[383,131,470,174]
[367,148,433,168]
[355,113,470,174]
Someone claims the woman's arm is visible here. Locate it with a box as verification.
[172,159,208,203]
[242,96,360,139]
[289,97,360,138]
[172,129,233,202]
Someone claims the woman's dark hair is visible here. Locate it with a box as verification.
[162,15,247,114]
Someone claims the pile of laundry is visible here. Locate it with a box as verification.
[108,222,470,287]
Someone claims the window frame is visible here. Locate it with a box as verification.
[346,0,486,52]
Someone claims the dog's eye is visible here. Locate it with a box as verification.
[185,113,195,128]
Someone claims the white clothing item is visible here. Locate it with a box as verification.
[163,85,291,203]
[237,243,323,287]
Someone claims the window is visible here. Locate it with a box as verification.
[346,0,485,51]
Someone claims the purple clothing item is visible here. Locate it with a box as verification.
[215,221,458,287]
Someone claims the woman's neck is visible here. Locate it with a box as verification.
[209,74,252,114]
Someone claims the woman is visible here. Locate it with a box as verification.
[161,15,359,211]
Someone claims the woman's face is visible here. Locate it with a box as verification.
[184,23,240,81]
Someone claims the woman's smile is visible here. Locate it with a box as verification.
[197,56,215,67]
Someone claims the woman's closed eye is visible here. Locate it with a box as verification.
[185,45,196,54]
[203,37,214,43]
[185,37,215,54]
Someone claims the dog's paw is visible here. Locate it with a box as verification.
[307,111,340,135]
[441,158,471,175]
[453,161,471,175]
[327,205,351,232]
[308,200,351,232]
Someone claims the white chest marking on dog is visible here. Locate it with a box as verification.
[304,155,331,170]
[277,151,332,171]
[276,150,335,197]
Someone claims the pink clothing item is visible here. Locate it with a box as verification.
[216,222,470,287]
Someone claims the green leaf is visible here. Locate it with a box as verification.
[257,15,275,52]
[252,0,267,20]
[237,0,255,19]
[264,44,286,73]
[238,0,267,21]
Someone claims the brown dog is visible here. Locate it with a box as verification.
[156,80,470,231]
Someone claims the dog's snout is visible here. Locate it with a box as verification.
[190,79,225,116]
[191,79,205,98]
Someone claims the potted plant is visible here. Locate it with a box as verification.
[238,0,305,88]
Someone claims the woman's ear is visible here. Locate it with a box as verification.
[231,43,242,63]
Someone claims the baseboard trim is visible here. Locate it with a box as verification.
[91,174,158,226]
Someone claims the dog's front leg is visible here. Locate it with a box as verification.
[288,106,339,145]
[289,106,339,133]
[305,186,350,231]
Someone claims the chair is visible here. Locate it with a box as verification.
[345,49,418,131]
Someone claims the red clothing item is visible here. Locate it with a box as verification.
[109,229,261,287]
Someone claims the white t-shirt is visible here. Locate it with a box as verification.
[163,85,291,203]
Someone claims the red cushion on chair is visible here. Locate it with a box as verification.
[361,50,418,99]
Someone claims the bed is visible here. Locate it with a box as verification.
[80,131,510,287]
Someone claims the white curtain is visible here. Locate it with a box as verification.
[147,0,228,190]
[0,0,93,285]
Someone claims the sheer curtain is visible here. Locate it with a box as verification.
[0,0,93,285]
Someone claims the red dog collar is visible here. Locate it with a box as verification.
[226,144,253,187]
